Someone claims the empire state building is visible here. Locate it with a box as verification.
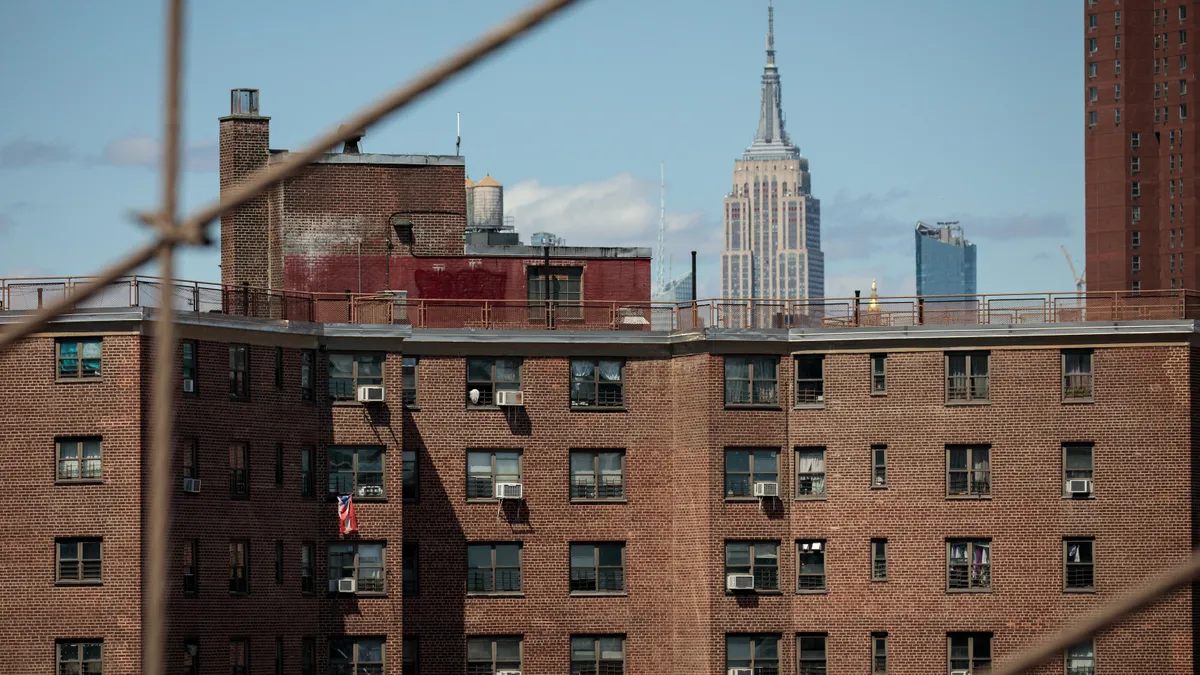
[721,1,823,302]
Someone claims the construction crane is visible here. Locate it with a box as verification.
[1061,246,1085,294]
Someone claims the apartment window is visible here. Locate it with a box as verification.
[1172,179,1178,198]
[947,539,991,591]
[796,447,826,498]
[1088,62,1096,78]
[724,356,778,406]
[1132,131,1140,148]
[726,635,779,675]
[273,346,283,389]
[1088,37,1097,53]
[571,542,626,593]
[570,450,625,500]
[1157,33,1164,49]
[467,543,522,593]
[1088,13,1096,30]
[1183,5,1189,22]
[1131,155,1140,173]
[1182,103,1189,120]
[274,541,283,584]
[796,540,826,592]
[467,637,522,675]
[57,337,102,379]
[871,539,888,582]
[466,357,521,407]
[1182,29,1188,45]
[946,445,990,497]
[571,636,624,675]
[57,437,102,482]
[57,641,102,674]
[1065,539,1096,592]
[1157,58,1163,75]
[871,445,887,488]
[302,638,315,675]
[328,541,386,594]
[229,639,249,675]
[182,340,197,394]
[1064,443,1095,497]
[229,442,249,497]
[183,539,198,594]
[403,542,418,596]
[1184,54,1190,70]
[301,542,314,594]
[1066,639,1096,675]
[229,344,248,399]
[300,349,314,401]
[870,353,886,394]
[1088,111,1097,128]
[273,443,283,487]
[1114,59,1121,75]
[1114,83,1121,101]
[1132,255,1141,272]
[948,633,992,673]
[402,356,418,407]
[275,637,283,675]
[328,353,384,401]
[57,538,102,584]
[329,638,385,675]
[1184,78,1191,95]
[183,640,199,675]
[797,635,827,675]
[300,446,314,498]
[724,448,778,499]
[946,352,989,403]
[528,265,583,315]
[328,446,385,499]
[1088,86,1097,103]
[872,633,888,674]
[402,637,418,675]
[1131,181,1140,199]
[1115,107,1122,125]
[1172,204,1177,221]
[725,541,779,592]
[1062,350,1094,401]
[467,449,521,500]
[1132,205,1141,223]
[1133,230,1141,248]
[402,450,418,501]
[1115,9,1121,26]
[571,359,626,408]
[1158,107,1164,124]
[1172,154,1178,172]
[229,540,250,594]
[1115,34,1121,49]
[795,355,824,405]
[1133,280,1141,292]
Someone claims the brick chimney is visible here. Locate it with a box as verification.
[219,88,270,289]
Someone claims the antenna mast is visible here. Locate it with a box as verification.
[456,112,461,156]
[657,161,666,292]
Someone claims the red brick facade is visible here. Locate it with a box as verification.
[0,311,1194,673]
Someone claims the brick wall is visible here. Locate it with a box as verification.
[219,117,271,289]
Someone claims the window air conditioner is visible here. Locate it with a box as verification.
[496,671,522,675]
[726,573,755,591]
[182,477,201,494]
[1067,478,1093,495]
[183,379,195,393]
[337,577,357,594]
[753,481,780,498]
[495,482,524,500]
[950,671,969,675]
[728,668,753,675]
[496,390,525,406]
[357,484,384,498]
[357,385,386,403]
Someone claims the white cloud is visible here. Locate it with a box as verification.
[504,173,718,255]
[96,136,218,172]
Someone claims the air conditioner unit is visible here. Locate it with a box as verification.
[726,573,755,591]
[496,670,522,675]
[182,379,195,393]
[357,484,384,498]
[337,577,357,594]
[495,482,524,500]
[1067,478,1093,495]
[496,390,525,406]
[182,477,201,494]
[728,669,753,675]
[753,481,780,498]
[357,385,386,403]
[950,671,970,675]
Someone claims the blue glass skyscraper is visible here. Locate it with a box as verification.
[915,222,977,298]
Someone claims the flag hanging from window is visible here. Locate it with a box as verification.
[337,495,358,534]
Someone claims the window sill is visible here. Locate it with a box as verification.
[944,400,990,407]
[724,497,760,503]
[332,400,368,407]
[55,377,104,384]
[870,578,888,583]
[1062,495,1097,500]
[946,495,992,500]
[571,498,628,504]
[55,581,103,587]
[869,485,888,490]
[570,591,628,597]
[55,479,105,486]
[796,589,828,595]
[795,496,828,502]
[467,498,503,504]
[570,406,629,413]
[869,391,887,397]
[403,405,420,411]
[1064,588,1096,594]
[330,593,389,599]
[724,404,782,411]
[946,588,992,594]
[793,404,826,410]
[1062,398,1095,405]
[467,592,525,598]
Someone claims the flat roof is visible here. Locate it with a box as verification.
[267,151,465,167]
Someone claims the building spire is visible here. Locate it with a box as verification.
[744,0,799,160]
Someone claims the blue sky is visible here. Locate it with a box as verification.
[0,0,1082,299]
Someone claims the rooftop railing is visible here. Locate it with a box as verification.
[3,275,1199,331]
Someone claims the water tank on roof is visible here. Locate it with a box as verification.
[472,174,503,229]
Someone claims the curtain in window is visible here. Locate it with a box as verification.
[796,451,824,474]
[1068,544,1082,563]
[573,361,593,378]
[495,360,520,385]
[598,360,622,381]
[726,359,750,379]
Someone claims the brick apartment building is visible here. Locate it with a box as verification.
[219,88,650,304]
[1085,0,1199,291]
[0,294,1195,673]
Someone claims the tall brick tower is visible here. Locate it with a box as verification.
[219,88,270,289]
[1085,1,1197,292]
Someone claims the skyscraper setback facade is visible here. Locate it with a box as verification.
[722,2,823,301]
[915,221,977,298]
[1085,0,1197,291]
